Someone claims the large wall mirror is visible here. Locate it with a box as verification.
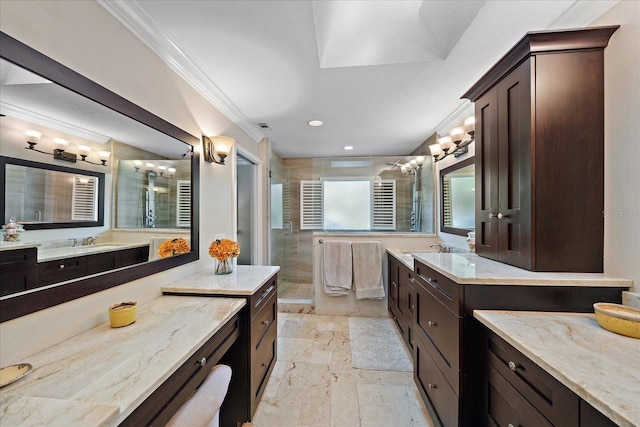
[440,157,475,236]
[0,32,200,322]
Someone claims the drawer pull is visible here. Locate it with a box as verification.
[427,321,437,327]
[427,383,437,389]
[508,424,516,427]
[261,320,270,325]
[255,284,276,307]
[508,361,521,372]
[411,304,415,310]
[199,357,207,367]
[59,264,65,270]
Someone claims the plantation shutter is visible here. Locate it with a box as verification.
[71,176,98,221]
[300,180,322,229]
[442,178,452,227]
[176,180,191,227]
[372,179,396,230]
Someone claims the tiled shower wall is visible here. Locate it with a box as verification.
[270,154,435,285]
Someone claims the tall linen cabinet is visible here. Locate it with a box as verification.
[463,26,619,272]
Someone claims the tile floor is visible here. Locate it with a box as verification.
[251,313,434,427]
[278,281,315,300]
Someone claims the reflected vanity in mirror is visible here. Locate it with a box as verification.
[440,157,475,236]
[0,32,200,321]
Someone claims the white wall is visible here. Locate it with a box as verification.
[592,1,640,296]
[0,0,263,364]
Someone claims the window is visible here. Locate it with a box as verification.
[300,178,396,230]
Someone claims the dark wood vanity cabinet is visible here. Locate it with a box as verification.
[0,247,37,296]
[401,259,626,427]
[480,327,617,427]
[463,26,619,272]
[387,255,415,350]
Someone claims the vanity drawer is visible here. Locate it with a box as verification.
[414,333,459,427]
[415,282,460,393]
[414,260,461,315]
[251,289,277,352]
[484,330,579,427]
[37,256,86,286]
[485,362,552,427]
[250,323,276,414]
[249,277,277,320]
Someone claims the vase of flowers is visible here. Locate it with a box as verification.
[208,239,240,275]
[158,237,190,258]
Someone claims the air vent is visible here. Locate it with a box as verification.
[257,122,271,130]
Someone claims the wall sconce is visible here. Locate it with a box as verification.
[203,135,234,165]
[25,131,109,166]
[401,155,426,174]
[429,116,475,163]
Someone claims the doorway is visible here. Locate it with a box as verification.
[236,153,254,265]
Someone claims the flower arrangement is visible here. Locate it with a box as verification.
[208,239,240,261]
[157,238,190,258]
[208,239,240,275]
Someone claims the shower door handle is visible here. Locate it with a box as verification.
[283,221,293,235]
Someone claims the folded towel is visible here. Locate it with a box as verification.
[352,241,385,300]
[322,240,353,296]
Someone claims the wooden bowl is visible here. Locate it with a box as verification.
[593,303,640,339]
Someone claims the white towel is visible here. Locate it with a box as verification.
[352,241,385,300]
[322,240,353,296]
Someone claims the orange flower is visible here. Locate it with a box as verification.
[208,239,240,261]
[158,238,190,258]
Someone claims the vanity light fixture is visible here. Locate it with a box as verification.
[308,120,324,127]
[400,155,426,175]
[24,131,109,166]
[430,116,476,163]
[203,135,234,165]
[343,145,354,150]
[132,160,176,178]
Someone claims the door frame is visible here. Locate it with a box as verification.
[234,146,263,265]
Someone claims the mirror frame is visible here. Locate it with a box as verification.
[1,156,106,229]
[0,32,200,322]
[440,157,475,236]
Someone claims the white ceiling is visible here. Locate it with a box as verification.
[100,0,618,158]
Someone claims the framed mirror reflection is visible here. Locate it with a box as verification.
[0,31,200,321]
[440,157,475,236]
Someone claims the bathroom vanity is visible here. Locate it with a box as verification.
[387,249,631,427]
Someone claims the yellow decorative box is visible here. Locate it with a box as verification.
[593,302,640,339]
[109,301,137,328]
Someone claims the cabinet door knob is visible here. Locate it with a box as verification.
[427,321,437,327]
[488,213,496,219]
[508,361,520,372]
[427,383,437,389]
[262,362,269,367]
[393,282,397,288]
[262,320,270,325]
[199,357,207,367]
[411,304,415,310]
[59,264,65,270]
[508,424,516,427]
[497,212,505,219]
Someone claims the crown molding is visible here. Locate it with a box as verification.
[435,101,474,136]
[97,0,264,143]
[1,102,111,144]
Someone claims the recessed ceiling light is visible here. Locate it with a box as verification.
[343,145,354,150]
[308,120,324,127]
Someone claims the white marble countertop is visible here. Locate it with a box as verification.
[0,296,246,427]
[162,265,280,296]
[411,252,632,287]
[36,242,150,262]
[386,248,417,271]
[474,310,640,427]
[0,242,39,251]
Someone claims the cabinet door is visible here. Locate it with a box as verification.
[496,58,533,270]
[388,255,399,308]
[475,85,500,261]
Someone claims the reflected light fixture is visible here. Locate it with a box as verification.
[203,135,234,165]
[24,130,109,166]
[308,120,323,127]
[430,116,476,162]
[343,145,354,151]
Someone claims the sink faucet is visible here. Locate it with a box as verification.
[430,243,449,253]
[82,236,96,246]
[68,238,78,247]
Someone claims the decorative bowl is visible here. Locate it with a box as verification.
[593,302,640,339]
[109,301,137,328]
